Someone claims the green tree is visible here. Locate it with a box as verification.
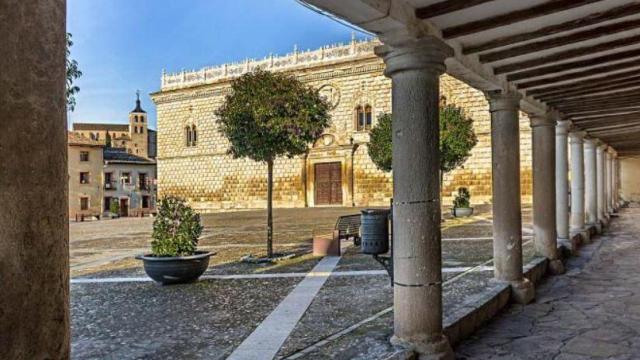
[66,33,82,111]
[368,113,392,172]
[368,104,477,185]
[105,131,112,148]
[215,69,331,257]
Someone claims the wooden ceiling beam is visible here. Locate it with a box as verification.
[527,68,640,96]
[509,49,640,81]
[495,33,640,75]
[415,0,495,19]
[516,58,640,89]
[564,107,640,116]
[480,18,640,63]
[557,98,640,111]
[557,101,640,113]
[571,112,640,123]
[537,80,640,102]
[464,3,640,55]
[548,89,640,106]
[441,0,603,38]
[569,109,640,119]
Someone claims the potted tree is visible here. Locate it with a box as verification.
[136,196,212,285]
[452,187,473,217]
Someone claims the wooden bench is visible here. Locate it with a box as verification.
[313,214,361,256]
[75,211,101,222]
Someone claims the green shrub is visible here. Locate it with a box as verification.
[109,200,120,215]
[151,197,203,257]
[453,187,471,208]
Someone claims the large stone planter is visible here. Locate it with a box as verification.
[452,207,474,217]
[136,251,212,285]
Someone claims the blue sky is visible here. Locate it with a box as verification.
[67,0,369,129]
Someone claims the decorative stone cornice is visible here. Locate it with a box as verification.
[160,38,380,91]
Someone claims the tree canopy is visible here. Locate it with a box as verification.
[368,104,477,174]
[66,33,82,112]
[215,68,331,162]
[368,113,392,172]
[215,69,331,258]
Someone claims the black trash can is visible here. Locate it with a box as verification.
[360,209,390,255]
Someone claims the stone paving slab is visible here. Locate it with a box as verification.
[456,207,640,360]
[71,277,301,359]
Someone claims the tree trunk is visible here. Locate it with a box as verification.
[267,159,274,258]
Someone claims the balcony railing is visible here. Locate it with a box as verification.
[104,182,116,190]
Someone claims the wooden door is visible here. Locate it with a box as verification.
[120,198,129,217]
[315,162,342,205]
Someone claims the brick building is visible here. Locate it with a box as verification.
[151,38,533,212]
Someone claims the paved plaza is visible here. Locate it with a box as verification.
[70,205,538,359]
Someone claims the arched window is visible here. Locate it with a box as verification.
[185,126,192,146]
[134,126,138,134]
[140,127,144,134]
[134,115,138,123]
[140,116,145,123]
[191,125,197,146]
[355,104,372,131]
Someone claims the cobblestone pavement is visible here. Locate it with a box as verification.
[456,206,640,360]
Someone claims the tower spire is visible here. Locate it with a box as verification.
[131,89,146,113]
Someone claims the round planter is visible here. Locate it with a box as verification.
[452,207,474,217]
[136,251,212,285]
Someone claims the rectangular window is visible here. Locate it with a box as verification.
[80,151,89,162]
[121,172,131,184]
[139,173,147,190]
[80,172,90,184]
[80,197,89,211]
[142,195,150,209]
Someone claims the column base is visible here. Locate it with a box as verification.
[390,334,453,360]
[548,259,565,275]
[558,237,577,255]
[510,278,535,304]
[594,222,603,234]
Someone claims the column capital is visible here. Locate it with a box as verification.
[529,113,557,128]
[569,130,587,144]
[486,90,522,112]
[598,142,609,151]
[607,147,617,156]
[583,137,597,149]
[556,120,572,136]
[375,36,453,77]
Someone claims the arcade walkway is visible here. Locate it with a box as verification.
[457,206,640,359]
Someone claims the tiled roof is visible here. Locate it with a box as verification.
[67,132,104,147]
[103,148,155,164]
[73,123,129,131]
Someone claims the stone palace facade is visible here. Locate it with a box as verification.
[151,38,533,212]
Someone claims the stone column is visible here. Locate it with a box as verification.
[614,154,621,208]
[584,137,598,235]
[530,114,564,274]
[611,150,618,211]
[569,131,588,243]
[605,149,613,215]
[596,142,608,226]
[555,121,571,247]
[376,36,454,359]
[0,1,70,359]
[487,90,534,304]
